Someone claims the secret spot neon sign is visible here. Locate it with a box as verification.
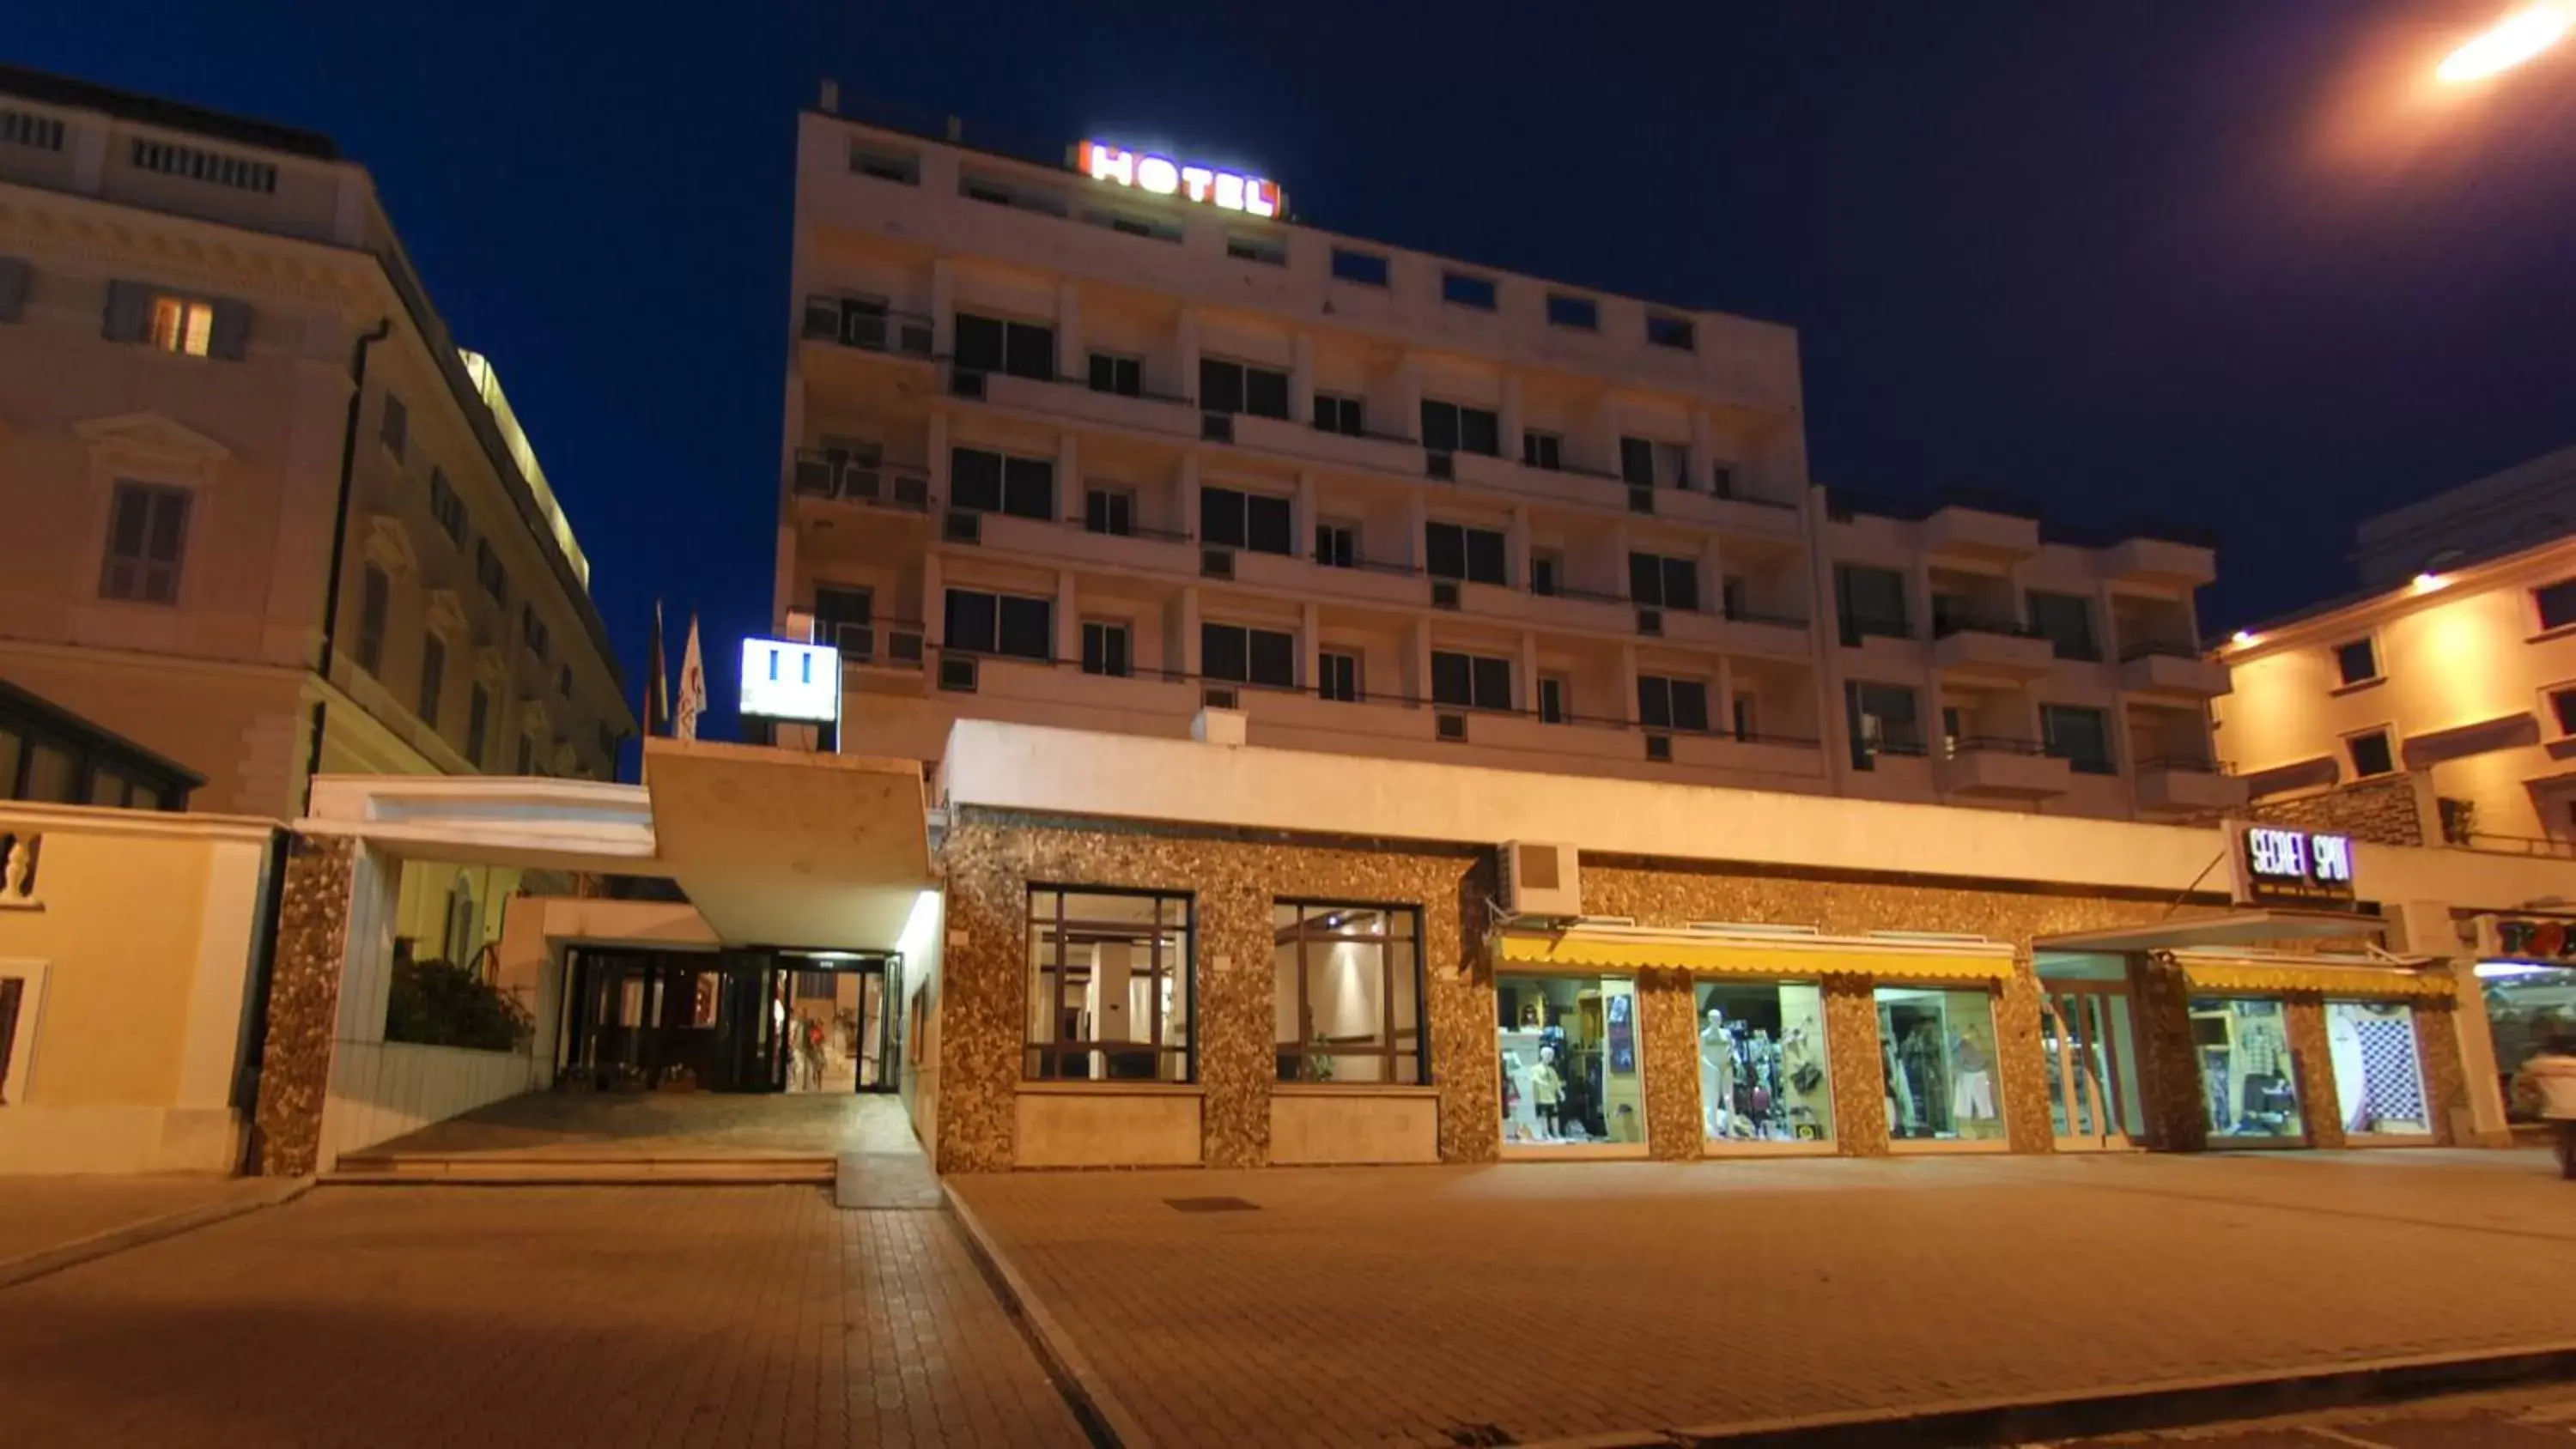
[1076,140,1281,218]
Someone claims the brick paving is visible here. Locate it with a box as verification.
[953,1149,2576,1448]
[0,1185,1085,1448]
[354,1091,920,1161]
[0,1173,276,1267]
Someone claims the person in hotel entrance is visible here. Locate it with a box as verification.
[2517,1035,2576,1179]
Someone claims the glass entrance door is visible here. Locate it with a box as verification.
[2041,983,2142,1149]
[775,955,903,1094]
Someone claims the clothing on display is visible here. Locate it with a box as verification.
[1497,973,1640,1147]
[1874,985,2006,1142]
[1695,980,1834,1144]
[2327,1000,2430,1137]
[2192,997,2305,1141]
[2481,967,2576,1122]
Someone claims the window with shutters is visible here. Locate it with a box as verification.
[130,138,277,193]
[1201,487,1294,555]
[1420,399,1500,457]
[1202,622,1297,688]
[99,482,191,604]
[149,295,216,356]
[418,634,447,727]
[951,312,1055,380]
[1628,552,1700,611]
[950,446,1055,520]
[1081,620,1133,678]
[1200,357,1290,419]
[1318,651,1362,703]
[945,588,1054,663]
[1637,676,1710,732]
[1431,651,1513,712]
[466,684,491,767]
[380,394,409,459]
[428,469,467,545]
[356,566,391,675]
[1426,522,1509,585]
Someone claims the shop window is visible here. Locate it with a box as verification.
[2326,1000,2431,1137]
[2191,997,2305,1142]
[1875,985,2006,1143]
[2333,636,2379,687]
[1697,979,1832,1145]
[1024,888,1193,1082]
[1273,902,1425,1084]
[2346,727,2396,779]
[1498,973,1643,1148]
[2486,963,2576,1122]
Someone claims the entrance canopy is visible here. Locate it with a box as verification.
[642,739,932,951]
[2033,909,2387,955]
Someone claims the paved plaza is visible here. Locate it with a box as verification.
[0,1185,1083,1448]
[953,1149,2576,1447]
[351,1089,920,1162]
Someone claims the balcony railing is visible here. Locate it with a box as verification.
[1071,516,1194,544]
[1930,611,2043,641]
[801,296,935,357]
[1839,615,1914,646]
[1727,608,1811,630]
[793,452,932,512]
[819,617,928,669]
[2118,637,2204,663]
[1950,735,2047,756]
[2136,754,2229,774]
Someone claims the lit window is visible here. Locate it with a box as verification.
[1024,887,1194,1082]
[1273,902,1426,1084]
[149,296,214,356]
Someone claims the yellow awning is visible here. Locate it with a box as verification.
[2178,959,2454,1001]
[1496,931,2013,983]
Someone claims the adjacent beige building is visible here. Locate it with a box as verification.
[0,66,635,963]
[780,104,2235,820]
[2219,446,2576,852]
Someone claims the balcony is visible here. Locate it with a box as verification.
[2102,536,2217,590]
[1923,505,2040,564]
[2134,757,2248,814]
[2117,640,2230,700]
[1930,616,2054,684]
[1942,737,2074,798]
[801,296,936,358]
[1235,413,1425,476]
[955,366,1201,441]
[791,450,932,513]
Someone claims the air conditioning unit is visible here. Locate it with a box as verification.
[1499,840,1583,920]
[1636,608,1663,637]
[1436,712,1467,742]
[1644,733,1673,762]
[1200,548,1236,579]
[943,509,982,544]
[1431,580,1461,609]
[887,629,925,665]
[1425,451,1456,481]
[792,457,838,498]
[841,466,884,501]
[1201,411,1235,443]
[1627,486,1656,515]
[892,472,931,509]
[949,368,987,400]
[937,655,979,693]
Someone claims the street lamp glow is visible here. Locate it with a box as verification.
[2437,4,2572,83]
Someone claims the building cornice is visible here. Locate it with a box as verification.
[2223,530,2576,664]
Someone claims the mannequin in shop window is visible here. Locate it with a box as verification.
[1531,1045,1564,1139]
[1899,1021,1950,1137]
[1950,1022,1996,1126]
[1700,1009,1734,1137]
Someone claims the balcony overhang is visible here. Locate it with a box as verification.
[1932,628,2055,683]
[1923,506,2040,564]
[642,738,933,952]
[1943,747,2075,798]
[2118,652,2231,701]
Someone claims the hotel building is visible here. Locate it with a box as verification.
[778,105,2239,822]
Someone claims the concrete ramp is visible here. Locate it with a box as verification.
[326,1091,921,1191]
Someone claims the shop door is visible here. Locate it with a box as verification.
[709,954,788,1093]
[2041,984,2140,1150]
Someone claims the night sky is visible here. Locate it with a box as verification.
[15,2,2575,739]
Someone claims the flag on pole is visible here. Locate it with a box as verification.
[675,614,708,742]
[645,601,671,738]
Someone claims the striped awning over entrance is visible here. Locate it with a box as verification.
[1495,928,2014,983]
[2168,950,2454,1002]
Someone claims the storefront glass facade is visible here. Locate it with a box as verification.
[2325,999,2431,1137]
[1874,985,2006,1143]
[2483,966,2576,1121]
[1272,901,1425,1084]
[2193,996,2304,1142]
[1024,887,1194,1082]
[1695,979,1832,1145]
[1498,973,1644,1148]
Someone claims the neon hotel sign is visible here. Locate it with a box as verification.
[1076,140,1282,218]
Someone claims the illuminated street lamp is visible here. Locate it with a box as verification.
[2438,4,2572,82]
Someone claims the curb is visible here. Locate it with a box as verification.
[944,1180,1156,1449]
[1515,1339,2576,1447]
[0,1176,313,1291]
